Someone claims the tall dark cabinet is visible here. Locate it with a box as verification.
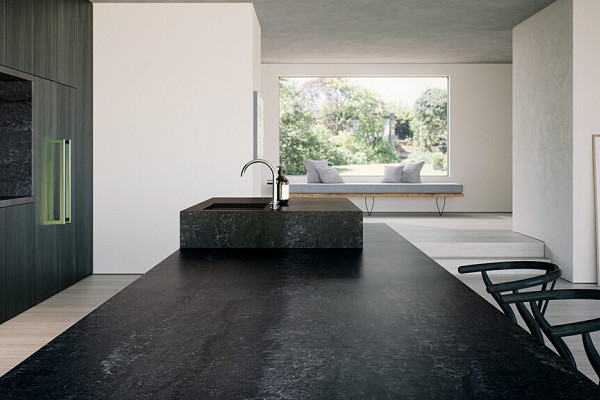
[0,208,5,322]
[0,0,93,323]
[4,0,34,73]
[0,0,6,66]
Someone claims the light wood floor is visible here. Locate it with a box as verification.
[0,213,598,384]
[0,274,139,377]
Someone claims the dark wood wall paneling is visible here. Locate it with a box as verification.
[58,0,78,88]
[76,0,92,279]
[4,0,33,73]
[0,0,6,65]
[4,0,78,87]
[33,78,58,303]
[4,204,34,318]
[33,0,58,81]
[0,0,92,323]
[57,85,77,290]
[0,208,6,322]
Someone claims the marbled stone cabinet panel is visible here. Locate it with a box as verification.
[0,79,32,198]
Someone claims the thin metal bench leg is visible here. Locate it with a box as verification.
[364,197,375,216]
[435,197,446,216]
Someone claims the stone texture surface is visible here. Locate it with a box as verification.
[180,197,363,248]
[0,79,32,198]
[0,224,598,399]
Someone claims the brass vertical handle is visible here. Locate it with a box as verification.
[65,139,71,224]
[50,139,69,225]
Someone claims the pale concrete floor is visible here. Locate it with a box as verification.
[0,213,598,384]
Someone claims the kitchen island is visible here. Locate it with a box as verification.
[0,224,598,399]
[180,197,363,248]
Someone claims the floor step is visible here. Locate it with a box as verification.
[383,227,545,258]
[413,239,545,258]
[366,216,546,268]
[434,257,553,275]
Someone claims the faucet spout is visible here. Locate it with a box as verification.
[241,159,279,210]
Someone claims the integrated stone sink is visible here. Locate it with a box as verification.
[203,202,269,210]
[180,197,363,248]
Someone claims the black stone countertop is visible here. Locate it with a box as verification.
[0,224,599,399]
[184,196,362,212]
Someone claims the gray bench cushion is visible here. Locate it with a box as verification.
[290,183,463,194]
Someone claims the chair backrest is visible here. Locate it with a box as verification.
[458,261,562,342]
[503,289,600,384]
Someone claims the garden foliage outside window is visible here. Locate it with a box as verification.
[279,77,449,176]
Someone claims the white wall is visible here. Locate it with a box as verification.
[514,0,599,283]
[513,0,574,279]
[261,64,513,212]
[94,4,261,273]
[573,0,600,283]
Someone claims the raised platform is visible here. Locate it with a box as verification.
[365,213,548,274]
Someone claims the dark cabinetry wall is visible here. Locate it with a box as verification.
[3,0,79,87]
[76,1,92,278]
[0,208,6,323]
[0,0,5,65]
[0,0,92,323]
[4,0,33,73]
[58,0,78,88]
[33,0,58,81]
[5,204,34,317]
[57,85,77,290]
[32,78,58,303]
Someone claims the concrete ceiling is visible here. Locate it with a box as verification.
[92,0,558,63]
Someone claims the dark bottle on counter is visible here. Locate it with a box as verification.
[276,166,290,206]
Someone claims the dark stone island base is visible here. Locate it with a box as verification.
[0,224,598,399]
[180,197,363,248]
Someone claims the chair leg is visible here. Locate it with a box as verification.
[583,332,600,383]
[515,302,544,343]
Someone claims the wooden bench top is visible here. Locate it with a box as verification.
[290,193,464,198]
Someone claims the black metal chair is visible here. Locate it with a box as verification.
[503,289,600,384]
[458,261,562,342]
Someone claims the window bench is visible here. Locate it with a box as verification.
[289,183,464,216]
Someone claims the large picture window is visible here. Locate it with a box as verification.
[279,77,449,176]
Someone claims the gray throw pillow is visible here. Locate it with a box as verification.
[304,160,328,183]
[382,165,404,183]
[401,161,425,183]
[315,167,344,183]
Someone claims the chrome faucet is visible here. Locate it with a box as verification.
[241,159,279,210]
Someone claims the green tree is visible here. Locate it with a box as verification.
[354,89,387,144]
[393,106,414,140]
[413,88,448,153]
[279,78,401,174]
[279,79,326,174]
[302,78,358,134]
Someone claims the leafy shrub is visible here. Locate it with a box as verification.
[433,152,448,169]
